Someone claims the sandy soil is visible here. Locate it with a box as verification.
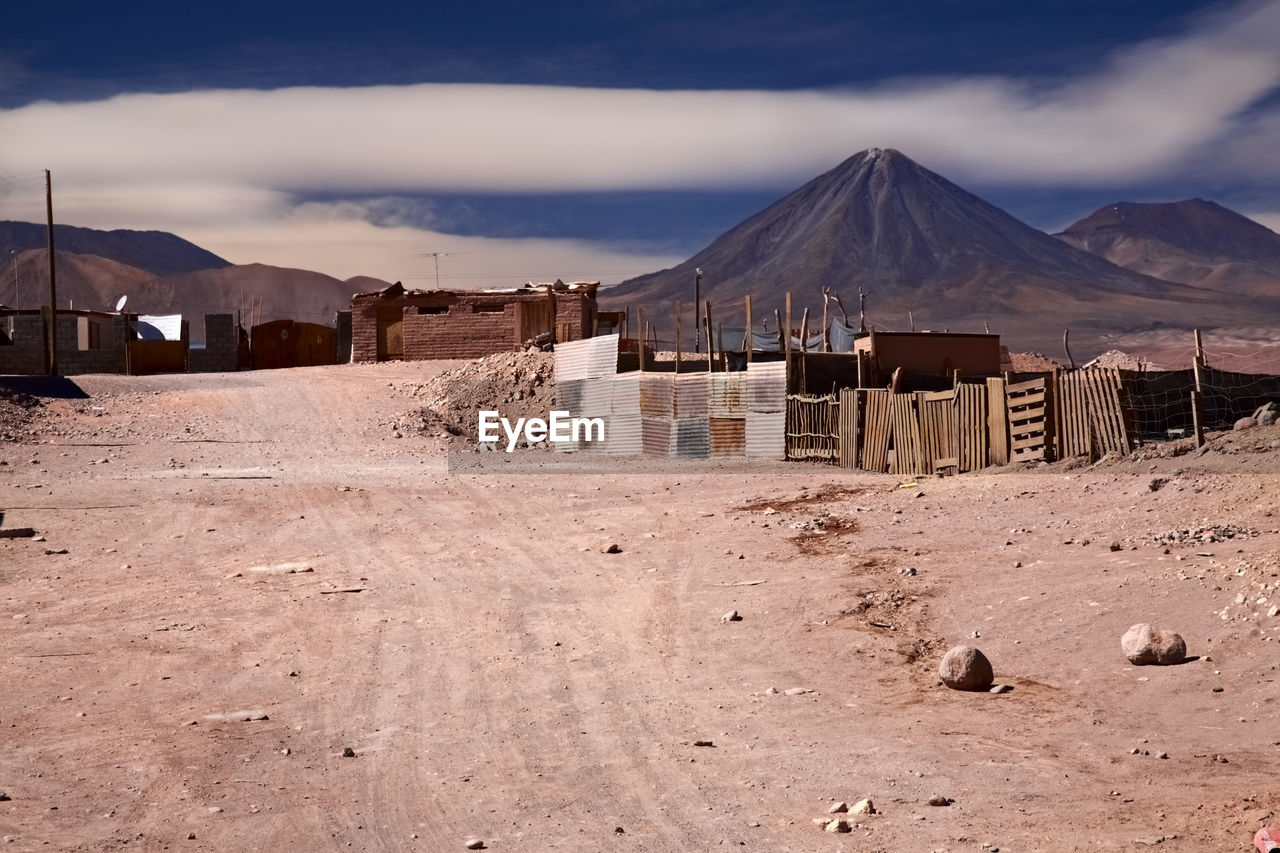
[1,362,1279,852]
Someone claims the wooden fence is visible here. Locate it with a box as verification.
[817,367,1135,473]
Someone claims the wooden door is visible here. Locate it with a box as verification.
[377,309,403,361]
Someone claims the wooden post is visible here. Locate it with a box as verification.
[638,308,647,372]
[1193,328,1205,391]
[774,309,782,354]
[703,300,714,372]
[822,294,830,352]
[744,295,752,363]
[784,292,793,392]
[45,169,59,376]
[674,303,682,374]
[799,307,809,353]
[623,305,629,341]
[1192,390,1205,448]
[908,309,915,332]
[855,350,865,389]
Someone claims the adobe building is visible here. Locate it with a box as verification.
[350,280,600,362]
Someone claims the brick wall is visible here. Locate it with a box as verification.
[350,299,384,363]
[0,314,47,375]
[403,303,520,360]
[189,314,239,373]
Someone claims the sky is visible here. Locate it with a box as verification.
[1,0,1279,288]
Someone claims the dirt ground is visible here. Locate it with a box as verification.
[1,362,1278,852]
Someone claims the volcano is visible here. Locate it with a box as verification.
[605,149,1272,352]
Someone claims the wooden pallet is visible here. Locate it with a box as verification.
[1006,377,1050,462]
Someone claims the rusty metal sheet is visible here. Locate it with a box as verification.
[641,417,673,456]
[746,410,785,459]
[672,417,710,459]
[673,373,709,418]
[747,361,787,413]
[639,374,674,418]
[709,417,746,456]
[709,372,747,418]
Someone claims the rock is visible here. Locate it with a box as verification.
[989,684,1012,694]
[1234,417,1257,431]
[927,795,951,807]
[824,818,852,833]
[464,839,486,850]
[1109,542,1122,552]
[0,791,9,802]
[764,687,778,695]
[783,687,811,696]
[826,801,848,814]
[938,645,994,691]
[1121,624,1186,665]
[601,543,622,554]
[341,747,356,758]
[721,610,742,623]
[851,798,875,815]
[1260,410,1277,427]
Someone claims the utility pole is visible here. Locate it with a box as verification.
[45,169,59,376]
[693,267,702,353]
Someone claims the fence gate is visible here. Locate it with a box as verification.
[785,394,839,461]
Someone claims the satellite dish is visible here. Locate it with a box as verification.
[115,295,128,312]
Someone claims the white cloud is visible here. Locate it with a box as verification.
[1,0,1278,279]
[1247,211,1280,233]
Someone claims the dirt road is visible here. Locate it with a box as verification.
[2,363,1278,851]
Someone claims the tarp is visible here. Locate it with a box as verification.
[751,331,782,352]
[828,319,859,353]
[135,314,183,341]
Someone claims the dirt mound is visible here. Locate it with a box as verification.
[392,350,555,443]
[1008,351,1063,372]
[1083,349,1166,370]
[0,385,44,442]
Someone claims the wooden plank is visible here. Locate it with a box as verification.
[838,388,859,468]
[986,377,1008,466]
[860,389,891,472]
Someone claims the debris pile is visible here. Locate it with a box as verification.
[393,351,556,442]
[1148,524,1257,546]
[0,386,43,442]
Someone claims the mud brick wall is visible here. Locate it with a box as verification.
[0,314,47,375]
[189,314,239,373]
[56,315,129,375]
[350,299,384,363]
[403,304,519,360]
[554,293,596,342]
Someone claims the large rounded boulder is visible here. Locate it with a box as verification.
[939,645,994,691]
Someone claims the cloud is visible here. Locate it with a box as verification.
[1,0,1278,279]
[1247,211,1280,233]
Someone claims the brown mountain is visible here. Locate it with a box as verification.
[1055,199,1280,299]
[4,250,381,343]
[0,220,228,276]
[604,149,1276,354]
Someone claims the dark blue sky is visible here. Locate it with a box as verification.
[2,0,1276,273]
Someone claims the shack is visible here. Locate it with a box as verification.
[350,280,599,362]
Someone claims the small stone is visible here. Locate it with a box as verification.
[614,826,624,834]
[850,798,875,815]
[1129,747,1140,754]
[187,832,196,840]
[464,839,485,850]
[1109,542,1122,552]
[721,610,742,623]
[1121,624,1186,665]
[1234,416,1257,431]
[764,687,778,695]
[826,801,848,814]
[601,543,622,554]
[939,646,994,691]
[927,795,951,807]
[341,747,356,758]
[692,740,714,747]
[0,791,9,802]
[783,687,811,696]
[824,818,852,833]
[1212,686,1224,693]
[1269,605,1280,618]
[1156,751,1169,759]
[989,684,1012,694]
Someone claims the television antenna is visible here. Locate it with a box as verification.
[414,251,470,289]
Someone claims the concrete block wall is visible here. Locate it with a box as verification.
[0,314,47,375]
[189,314,239,373]
[56,314,128,375]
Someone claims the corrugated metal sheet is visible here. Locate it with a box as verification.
[709,417,746,456]
[556,378,584,414]
[554,338,593,383]
[606,412,643,455]
[580,376,612,418]
[673,373,709,418]
[709,372,747,418]
[641,417,673,456]
[639,374,674,418]
[609,373,641,415]
[586,333,620,378]
[746,410,786,459]
[747,361,787,413]
[672,417,710,459]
